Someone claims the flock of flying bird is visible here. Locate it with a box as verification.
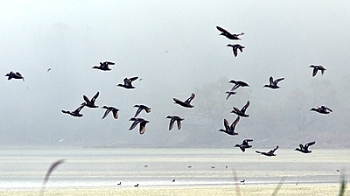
[4,26,331,157]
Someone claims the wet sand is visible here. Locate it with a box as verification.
[0,184,345,196]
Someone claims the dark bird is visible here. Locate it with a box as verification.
[187,166,192,168]
[172,179,175,182]
[227,44,245,57]
[134,184,139,187]
[234,139,253,152]
[101,106,119,119]
[310,106,332,114]
[92,61,115,71]
[295,141,316,153]
[240,179,245,184]
[256,146,279,156]
[117,182,121,185]
[61,105,85,117]
[229,80,249,91]
[117,76,138,89]
[231,101,250,117]
[40,159,65,196]
[216,26,244,40]
[264,76,284,89]
[218,117,240,136]
[310,65,326,77]
[226,91,237,100]
[173,93,195,108]
[129,118,149,134]
[134,104,151,117]
[47,68,51,72]
[5,71,24,81]
[167,116,184,130]
[82,92,99,108]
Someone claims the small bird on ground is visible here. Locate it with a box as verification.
[264,76,284,89]
[167,116,184,130]
[173,93,195,108]
[92,61,115,71]
[310,106,332,114]
[218,117,240,136]
[133,104,151,117]
[61,105,85,117]
[229,80,249,91]
[101,106,119,119]
[256,146,279,156]
[129,118,149,134]
[310,65,326,77]
[5,71,24,81]
[227,44,245,57]
[117,76,138,89]
[231,101,250,117]
[295,141,316,153]
[234,139,253,152]
[216,26,244,40]
[81,92,99,108]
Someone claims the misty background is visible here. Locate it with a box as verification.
[1,1,349,148]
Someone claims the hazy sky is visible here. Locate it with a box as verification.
[1,1,349,147]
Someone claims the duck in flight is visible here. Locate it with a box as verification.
[234,139,253,152]
[310,106,332,114]
[92,61,115,71]
[227,44,245,57]
[167,116,184,130]
[5,71,24,81]
[310,65,326,77]
[101,106,119,119]
[216,26,244,40]
[256,146,279,156]
[129,118,149,134]
[225,91,236,100]
[218,117,240,136]
[264,76,284,89]
[133,105,151,117]
[229,80,249,91]
[295,141,316,153]
[61,105,85,117]
[117,76,138,89]
[81,92,99,108]
[231,101,250,117]
[173,93,195,108]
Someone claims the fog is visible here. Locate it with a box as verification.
[1,1,349,148]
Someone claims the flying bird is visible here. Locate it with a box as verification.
[225,91,236,100]
[229,80,249,91]
[256,146,279,156]
[166,116,184,130]
[218,117,240,136]
[231,101,250,117]
[101,106,119,119]
[61,105,85,117]
[47,68,51,72]
[216,26,244,40]
[129,118,149,134]
[234,139,253,152]
[227,44,245,57]
[82,92,99,108]
[117,76,139,89]
[173,93,195,108]
[310,65,326,77]
[5,71,24,81]
[133,105,151,117]
[92,61,115,71]
[295,141,316,153]
[264,76,284,89]
[310,106,332,114]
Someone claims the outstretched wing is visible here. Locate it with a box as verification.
[129,119,139,130]
[274,78,284,85]
[185,93,195,104]
[305,141,316,148]
[139,121,147,134]
[176,119,182,130]
[129,76,139,82]
[223,119,230,130]
[269,76,274,85]
[231,116,240,129]
[216,26,230,34]
[241,101,250,113]
[74,105,85,113]
[102,108,111,119]
[271,146,279,153]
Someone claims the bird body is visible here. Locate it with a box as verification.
[310,65,326,77]
[234,139,253,152]
[92,61,115,71]
[129,118,149,134]
[310,106,332,114]
[167,116,184,130]
[173,93,195,108]
[82,92,99,108]
[227,44,245,57]
[134,104,151,117]
[264,76,284,89]
[5,71,24,81]
[216,26,244,40]
[295,141,316,153]
[231,101,250,117]
[117,76,138,89]
[256,146,279,156]
[61,105,85,117]
[218,117,240,135]
[101,106,119,119]
[229,80,249,91]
